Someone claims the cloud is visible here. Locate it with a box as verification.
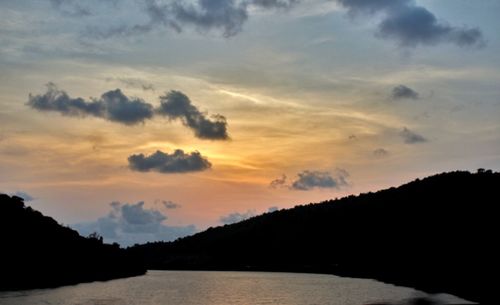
[336,0,484,48]
[50,0,483,45]
[87,0,297,39]
[159,0,298,37]
[373,148,389,157]
[400,127,427,144]
[170,0,249,38]
[72,201,196,246]
[128,149,212,174]
[269,174,287,189]
[12,191,34,202]
[157,91,229,140]
[28,84,229,139]
[267,206,279,213]
[219,210,256,224]
[106,77,155,92]
[391,85,419,100]
[50,0,92,17]
[121,201,166,226]
[161,200,181,209]
[28,83,154,125]
[251,0,298,9]
[291,169,349,191]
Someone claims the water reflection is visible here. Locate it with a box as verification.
[0,271,470,305]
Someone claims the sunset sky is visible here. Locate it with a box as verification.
[1,0,499,245]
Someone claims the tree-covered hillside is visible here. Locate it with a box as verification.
[0,194,146,290]
[129,170,498,304]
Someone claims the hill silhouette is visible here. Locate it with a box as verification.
[129,170,498,304]
[0,194,146,290]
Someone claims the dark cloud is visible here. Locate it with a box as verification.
[291,169,349,191]
[269,174,287,189]
[87,0,297,39]
[28,84,229,139]
[170,0,248,38]
[157,91,229,140]
[128,149,211,174]
[72,201,196,246]
[373,148,389,157]
[391,85,419,100]
[28,83,154,125]
[100,89,155,124]
[159,0,297,37]
[219,210,256,224]
[337,0,484,48]
[12,191,34,202]
[400,127,427,144]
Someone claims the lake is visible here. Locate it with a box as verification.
[0,271,470,305]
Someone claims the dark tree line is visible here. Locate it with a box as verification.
[0,194,146,291]
[128,170,499,304]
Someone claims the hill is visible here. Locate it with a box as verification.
[129,170,499,304]
[0,194,146,290]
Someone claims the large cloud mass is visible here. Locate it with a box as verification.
[28,84,229,140]
[337,0,484,48]
[84,0,296,38]
[28,83,154,125]
[128,149,212,174]
[72,201,196,246]
[145,0,297,37]
[157,91,229,140]
[51,0,484,48]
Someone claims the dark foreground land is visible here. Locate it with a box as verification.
[0,194,146,291]
[1,170,497,304]
[128,170,498,304]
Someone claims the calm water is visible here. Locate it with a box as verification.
[0,271,469,305]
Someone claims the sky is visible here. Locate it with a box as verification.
[1,0,499,246]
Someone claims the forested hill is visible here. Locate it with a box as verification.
[129,170,499,304]
[0,194,146,291]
